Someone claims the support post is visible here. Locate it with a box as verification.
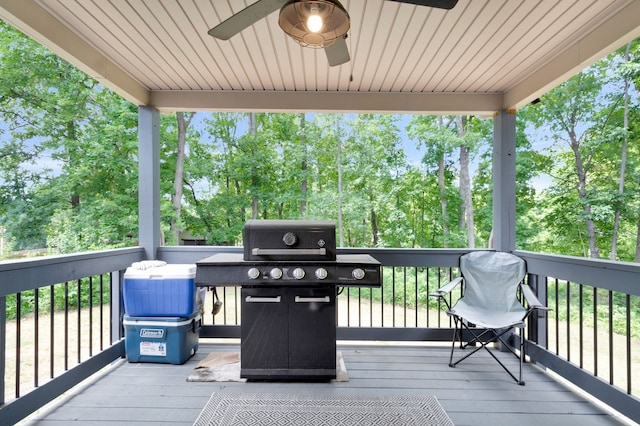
[0,295,6,405]
[138,106,161,260]
[110,270,124,345]
[492,109,517,252]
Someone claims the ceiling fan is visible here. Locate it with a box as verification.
[208,0,458,67]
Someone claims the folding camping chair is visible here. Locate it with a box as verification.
[430,251,548,385]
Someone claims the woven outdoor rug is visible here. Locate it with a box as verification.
[192,391,454,425]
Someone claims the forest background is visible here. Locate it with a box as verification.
[1,21,640,262]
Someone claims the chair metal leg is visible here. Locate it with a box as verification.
[448,317,526,385]
[518,326,525,386]
[449,318,461,367]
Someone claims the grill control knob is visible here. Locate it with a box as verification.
[270,268,283,279]
[282,232,297,246]
[247,267,260,280]
[292,268,305,280]
[352,268,366,280]
[315,268,328,280]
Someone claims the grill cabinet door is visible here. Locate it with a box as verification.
[288,286,336,371]
[240,287,288,373]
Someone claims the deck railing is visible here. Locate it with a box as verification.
[2,246,640,424]
[0,248,144,425]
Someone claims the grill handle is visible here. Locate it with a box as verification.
[245,296,281,303]
[294,296,331,303]
[251,248,326,256]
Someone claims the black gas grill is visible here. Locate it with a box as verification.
[196,220,381,380]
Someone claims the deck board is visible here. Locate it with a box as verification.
[21,342,630,426]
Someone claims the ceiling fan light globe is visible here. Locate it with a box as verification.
[279,0,349,48]
[307,14,323,33]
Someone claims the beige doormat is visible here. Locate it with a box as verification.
[186,352,348,382]
[193,391,454,425]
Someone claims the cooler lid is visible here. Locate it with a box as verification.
[123,312,200,326]
[124,263,196,279]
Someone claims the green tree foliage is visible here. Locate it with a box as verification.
[522,43,640,260]
[0,21,138,253]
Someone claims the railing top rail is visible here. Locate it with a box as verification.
[3,245,638,296]
[158,246,474,268]
[516,250,640,296]
[0,247,144,296]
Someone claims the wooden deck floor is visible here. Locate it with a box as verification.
[21,342,630,426]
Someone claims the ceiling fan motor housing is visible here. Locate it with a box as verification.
[279,0,350,48]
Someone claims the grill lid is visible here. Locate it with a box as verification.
[243,219,336,261]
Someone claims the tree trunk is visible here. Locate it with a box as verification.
[300,113,308,216]
[249,113,259,219]
[370,200,379,246]
[437,116,450,247]
[337,119,344,247]
[170,112,195,244]
[457,115,475,248]
[611,42,631,260]
[569,129,600,258]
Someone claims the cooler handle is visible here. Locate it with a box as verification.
[191,317,202,333]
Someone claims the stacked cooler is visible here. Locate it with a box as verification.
[122,262,200,364]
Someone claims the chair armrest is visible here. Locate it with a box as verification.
[430,276,464,298]
[520,284,550,311]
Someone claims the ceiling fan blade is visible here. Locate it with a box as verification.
[208,0,288,40]
[386,0,458,9]
[325,37,350,67]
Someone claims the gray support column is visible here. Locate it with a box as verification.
[138,106,161,260]
[0,295,5,405]
[492,109,517,252]
[111,270,124,344]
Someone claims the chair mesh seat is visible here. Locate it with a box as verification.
[449,299,526,329]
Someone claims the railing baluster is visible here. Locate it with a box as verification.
[16,292,21,398]
[566,281,571,362]
[609,290,614,385]
[34,288,39,388]
[414,267,418,328]
[99,275,104,350]
[626,294,631,394]
[50,285,55,379]
[436,268,442,328]
[392,267,396,327]
[403,268,407,328]
[357,288,362,327]
[553,278,558,355]
[579,283,584,368]
[64,282,69,371]
[380,266,385,327]
[425,267,430,327]
[593,287,598,377]
[234,287,240,325]
[77,279,81,364]
[89,276,93,357]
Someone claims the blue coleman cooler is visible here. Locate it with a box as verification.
[123,311,200,364]
[123,263,197,317]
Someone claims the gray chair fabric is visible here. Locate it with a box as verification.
[431,251,548,385]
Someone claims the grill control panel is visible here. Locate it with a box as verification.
[196,253,381,288]
[243,264,378,286]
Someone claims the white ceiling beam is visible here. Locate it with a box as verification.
[503,0,640,110]
[149,90,503,115]
[0,0,149,106]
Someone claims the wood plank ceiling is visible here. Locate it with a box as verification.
[2,0,640,114]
